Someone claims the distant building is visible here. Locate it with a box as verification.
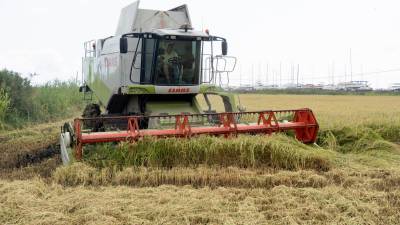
[336,81,373,91]
[236,85,255,92]
[322,84,338,91]
[388,83,400,91]
[281,83,299,89]
[301,84,318,89]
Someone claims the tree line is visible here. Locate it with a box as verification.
[0,69,84,129]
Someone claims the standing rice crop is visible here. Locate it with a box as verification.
[84,134,332,171]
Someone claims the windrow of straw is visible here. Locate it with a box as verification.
[52,163,328,188]
[2,178,400,225]
[318,126,396,153]
[83,134,332,171]
[53,163,400,192]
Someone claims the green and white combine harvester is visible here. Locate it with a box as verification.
[59,1,319,164]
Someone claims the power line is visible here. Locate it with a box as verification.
[299,68,400,80]
[231,67,400,83]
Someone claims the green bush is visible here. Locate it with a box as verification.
[0,69,34,124]
[0,88,10,127]
[30,80,83,122]
[0,69,84,129]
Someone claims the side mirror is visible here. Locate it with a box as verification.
[221,41,228,56]
[120,37,128,53]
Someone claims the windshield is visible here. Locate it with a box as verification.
[154,39,201,85]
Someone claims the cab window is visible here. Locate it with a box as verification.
[154,39,201,85]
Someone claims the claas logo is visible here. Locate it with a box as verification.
[168,88,190,93]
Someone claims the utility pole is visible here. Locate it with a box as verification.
[360,64,364,81]
[291,63,294,85]
[311,66,315,85]
[251,64,254,87]
[349,48,353,82]
[258,62,262,86]
[331,61,335,85]
[279,62,282,88]
[239,66,242,87]
[296,64,300,87]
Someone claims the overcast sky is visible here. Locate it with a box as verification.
[1,0,399,88]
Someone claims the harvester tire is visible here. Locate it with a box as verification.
[82,103,103,131]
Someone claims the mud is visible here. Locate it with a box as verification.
[14,145,60,168]
[0,144,60,169]
[0,144,61,180]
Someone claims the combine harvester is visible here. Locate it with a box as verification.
[60,1,319,164]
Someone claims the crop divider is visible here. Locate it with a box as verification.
[218,113,238,138]
[257,111,280,135]
[175,114,192,138]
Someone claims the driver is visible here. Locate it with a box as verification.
[162,42,179,83]
[181,44,195,83]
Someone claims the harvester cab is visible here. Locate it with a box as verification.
[81,1,238,119]
[60,1,319,165]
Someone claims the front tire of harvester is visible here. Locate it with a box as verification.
[82,103,103,131]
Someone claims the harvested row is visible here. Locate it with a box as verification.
[2,178,400,225]
[0,157,60,180]
[53,163,400,191]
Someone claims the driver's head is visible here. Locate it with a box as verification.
[166,42,175,53]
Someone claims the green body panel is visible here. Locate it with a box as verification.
[199,85,241,113]
[124,84,225,95]
[199,84,224,93]
[86,61,113,107]
[206,91,240,112]
[90,78,112,107]
[125,85,156,94]
[146,101,202,115]
[122,84,240,113]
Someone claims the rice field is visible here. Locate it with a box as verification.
[1,94,400,225]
